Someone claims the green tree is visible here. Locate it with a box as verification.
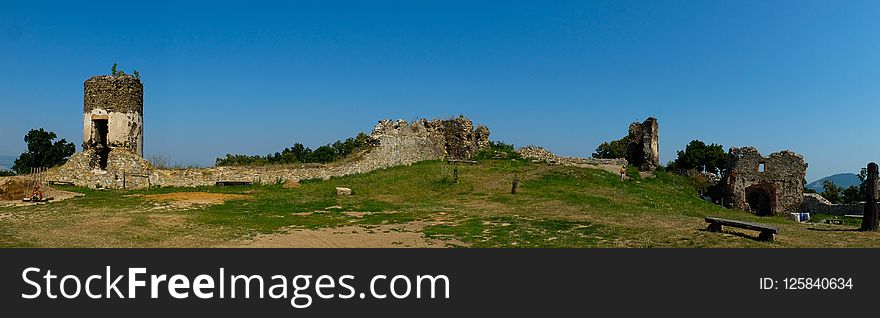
[216,133,373,166]
[858,167,870,199]
[309,145,338,163]
[11,128,76,174]
[671,140,727,174]
[592,137,627,159]
[820,180,842,204]
[841,185,861,204]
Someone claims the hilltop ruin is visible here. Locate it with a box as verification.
[719,147,807,216]
[48,74,491,189]
[626,117,660,171]
[82,75,144,169]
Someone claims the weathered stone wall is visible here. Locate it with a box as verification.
[517,146,628,173]
[518,146,559,164]
[721,147,807,215]
[801,193,877,216]
[50,117,491,189]
[83,75,144,156]
[52,149,154,189]
[625,117,659,171]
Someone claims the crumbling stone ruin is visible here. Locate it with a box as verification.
[517,146,628,174]
[625,117,659,171]
[371,117,490,160]
[48,74,492,189]
[719,147,807,216]
[801,193,875,216]
[51,116,491,189]
[82,75,144,170]
[518,146,560,164]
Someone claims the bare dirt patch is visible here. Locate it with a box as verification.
[0,177,29,200]
[0,177,84,206]
[227,221,466,248]
[133,192,249,208]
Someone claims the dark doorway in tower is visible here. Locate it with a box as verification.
[93,119,109,169]
[745,184,775,216]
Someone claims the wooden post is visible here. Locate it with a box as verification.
[861,162,879,231]
[511,175,519,194]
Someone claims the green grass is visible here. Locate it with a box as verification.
[2,159,877,247]
[809,214,863,227]
[424,217,625,248]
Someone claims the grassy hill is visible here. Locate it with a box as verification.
[1,159,878,247]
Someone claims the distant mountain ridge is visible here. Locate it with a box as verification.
[806,173,861,192]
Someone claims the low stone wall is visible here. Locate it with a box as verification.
[49,117,490,189]
[801,193,874,216]
[517,146,628,173]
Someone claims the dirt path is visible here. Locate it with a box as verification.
[0,185,84,207]
[226,221,466,248]
[130,192,249,209]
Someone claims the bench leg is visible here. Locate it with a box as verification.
[758,232,774,242]
[707,223,722,232]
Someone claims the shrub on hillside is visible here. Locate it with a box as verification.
[473,141,520,160]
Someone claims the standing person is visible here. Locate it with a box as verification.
[620,166,627,181]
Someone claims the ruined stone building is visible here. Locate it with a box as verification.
[625,117,659,171]
[372,117,490,161]
[719,147,807,216]
[82,75,144,169]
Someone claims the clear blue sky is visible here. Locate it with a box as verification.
[1,0,878,181]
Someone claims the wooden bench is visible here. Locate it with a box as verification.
[705,217,779,242]
[215,181,252,186]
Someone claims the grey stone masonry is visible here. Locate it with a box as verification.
[82,74,144,157]
[50,116,491,189]
[720,147,807,216]
[626,117,659,171]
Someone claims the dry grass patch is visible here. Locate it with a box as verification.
[134,192,249,207]
[226,220,466,248]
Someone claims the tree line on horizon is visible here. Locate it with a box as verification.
[214,133,373,166]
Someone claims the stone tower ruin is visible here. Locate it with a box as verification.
[626,117,659,171]
[82,75,144,169]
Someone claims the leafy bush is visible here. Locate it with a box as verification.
[592,136,628,159]
[111,63,140,79]
[669,140,727,174]
[0,170,15,176]
[473,141,520,160]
